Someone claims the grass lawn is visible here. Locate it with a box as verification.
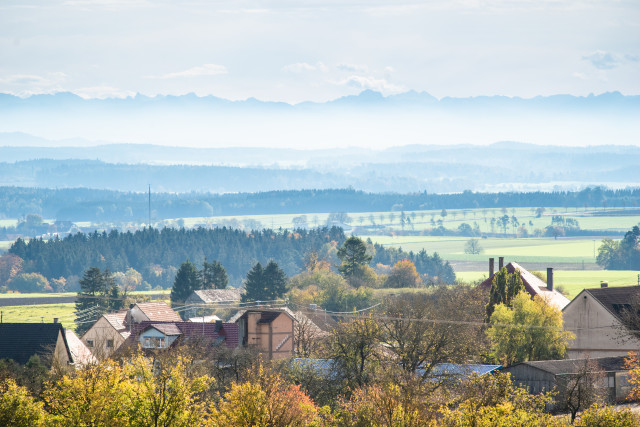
[455,270,639,299]
[0,292,76,299]
[0,303,76,327]
[0,240,11,251]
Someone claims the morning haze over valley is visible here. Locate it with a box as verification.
[1,1,640,425]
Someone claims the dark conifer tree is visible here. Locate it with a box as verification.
[170,260,200,305]
[263,260,287,300]
[242,262,265,303]
[201,258,228,290]
[75,267,121,335]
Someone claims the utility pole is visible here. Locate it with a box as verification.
[148,184,151,227]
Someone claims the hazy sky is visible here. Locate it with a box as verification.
[1,0,639,103]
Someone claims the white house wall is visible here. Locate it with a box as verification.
[563,291,640,358]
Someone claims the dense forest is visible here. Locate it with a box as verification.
[7,226,455,288]
[1,186,638,223]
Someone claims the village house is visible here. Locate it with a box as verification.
[563,285,640,358]
[123,320,238,351]
[230,308,295,360]
[0,322,74,369]
[81,301,182,357]
[479,257,570,310]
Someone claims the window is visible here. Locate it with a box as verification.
[106,339,114,348]
[142,336,166,348]
[86,339,94,348]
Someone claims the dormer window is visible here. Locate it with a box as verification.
[142,336,166,348]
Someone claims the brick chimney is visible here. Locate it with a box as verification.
[546,268,553,291]
[601,281,608,288]
[499,257,504,270]
[489,258,495,277]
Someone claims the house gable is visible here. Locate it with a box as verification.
[0,323,72,368]
[563,288,640,358]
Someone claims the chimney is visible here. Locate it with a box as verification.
[53,318,59,323]
[215,319,223,332]
[499,257,504,270]
[546,268,553,291]
[601,281,608,288]
[129,303,135,309]
[489,258,495,277]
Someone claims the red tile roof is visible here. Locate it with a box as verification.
[134,302,182,322]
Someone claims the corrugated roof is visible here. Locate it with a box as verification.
[479,262,570,310]
[0,323,71,366]
[135,302,182,322]
[506,356,628,375]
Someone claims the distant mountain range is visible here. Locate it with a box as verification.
[0,90,638,149]
[1,90,638,111]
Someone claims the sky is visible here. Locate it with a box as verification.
[1,0,639,104]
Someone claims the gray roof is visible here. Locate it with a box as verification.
[581,286,640,325]
[0,323,72,366]
[188,289,243,304]
[504,357,628,375]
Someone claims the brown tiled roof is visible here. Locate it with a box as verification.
[104,310,127,332]
[126,321,239,349]
[584,286,640,323]
[479,262,570,310]
[135,302,182,322]
[148,323,182,336]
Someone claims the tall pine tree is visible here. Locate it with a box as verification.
[241,262,265,302]
[263,260,287,301]
[75,267,122,335]
[241,261,287,303]
[170,260,200,305]
[200,258,228,290]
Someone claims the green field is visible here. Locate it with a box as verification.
[455,270,639,299]
[362,235,602,265]
[0,303,76,327]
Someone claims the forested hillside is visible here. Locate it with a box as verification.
[1,186,638,223]
[7,226,455,287]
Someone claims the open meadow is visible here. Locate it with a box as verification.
[0,302,76,328]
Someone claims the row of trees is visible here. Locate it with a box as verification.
[7,226,456,291]
[597,226,640,270]
[2,185,638,222]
